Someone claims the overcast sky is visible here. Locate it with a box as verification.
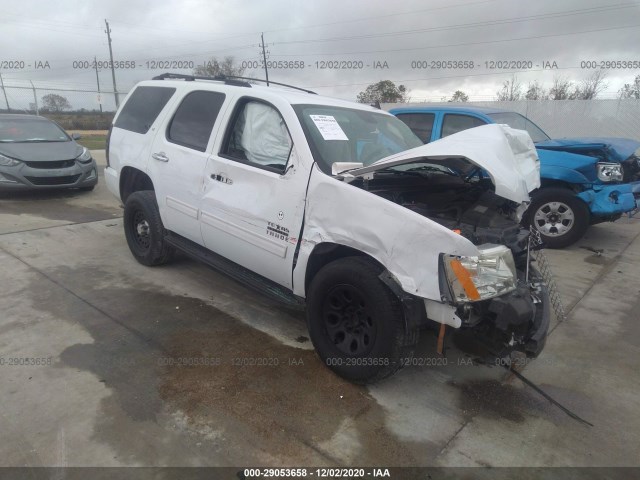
[1,0,639,109]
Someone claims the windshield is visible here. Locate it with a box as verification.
[486,112,550,143]
[293,104,423,174]
[0,117,70,142]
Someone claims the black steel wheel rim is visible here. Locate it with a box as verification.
[322,284,377,356]
[132,209,151,249]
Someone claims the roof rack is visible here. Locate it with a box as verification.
[152,72,316,94]
[152,72,252,87]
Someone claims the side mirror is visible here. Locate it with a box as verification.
[71,133,82,140]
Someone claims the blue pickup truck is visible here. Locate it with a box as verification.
[390,105,640,248]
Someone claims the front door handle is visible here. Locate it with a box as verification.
[210,173,233,185]
[152,152,169,162]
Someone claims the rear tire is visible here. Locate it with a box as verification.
[526,188,590,249]
[306,256,418,384]
[123,190,174,266]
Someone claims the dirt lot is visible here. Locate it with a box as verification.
[0,151,639,470]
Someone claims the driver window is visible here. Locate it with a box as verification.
[223,100,293,172]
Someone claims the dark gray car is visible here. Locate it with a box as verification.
[0,114,98,191]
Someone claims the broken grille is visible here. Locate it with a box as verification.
[528,229,567,322]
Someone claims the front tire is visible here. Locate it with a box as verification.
[123,190,174,266]
[526,188,590,249]
[306,256,418,384]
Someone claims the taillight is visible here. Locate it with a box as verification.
[105,124,113,167]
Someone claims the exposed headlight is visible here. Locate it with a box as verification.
[0,152,21,167]
[596,162,623,182]
[76,147,92,163]
[442,244,517,303]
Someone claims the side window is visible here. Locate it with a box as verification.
[167,91,225,152]
[395,113,435,143]
[115,86,176,134]
[441,114,486,138]
[222,100,292,172]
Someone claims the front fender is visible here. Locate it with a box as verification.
[293,165,478,301]
[540,164,592,185]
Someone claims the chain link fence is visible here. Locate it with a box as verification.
[384,99,640,141]
[0,83,128,130]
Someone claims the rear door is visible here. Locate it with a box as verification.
[199,97,310,288]
[147,89,227,245]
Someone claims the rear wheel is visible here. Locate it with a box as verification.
[306,256,418,384]
[123,190,174,266]
[526,188,590,249]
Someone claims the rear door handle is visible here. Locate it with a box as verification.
[152,152,169,162]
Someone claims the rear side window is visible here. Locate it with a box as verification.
[441,114,486,138]
[167,91,226,152]
[395,113,435,143]
[114,86,176,134]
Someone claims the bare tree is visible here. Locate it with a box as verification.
[618,74,640,99]
[495,75,522,101]
[548,76,577,100]
[574,70,608,99]
[525,81,547,100]
[193,56,245,77]
[41,94,72,112]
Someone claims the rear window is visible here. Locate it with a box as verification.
[167,91,225,152]
[115,86,176,134]
[441,114,486,138]
[395,113,435,143]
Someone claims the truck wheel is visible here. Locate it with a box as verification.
[526,188,590,249]
[123,191,174,266]
[306,256,418,384]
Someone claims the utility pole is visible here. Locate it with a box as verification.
[260,32,269,86]
[29,80,38,115]
[104,19,119,108]
[0,73,10,112]
[94,56,103,113]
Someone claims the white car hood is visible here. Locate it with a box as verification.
[344,124,540,203]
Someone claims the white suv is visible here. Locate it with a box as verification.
[105,73,550,383]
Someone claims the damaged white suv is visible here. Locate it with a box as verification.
[105,73,550,383]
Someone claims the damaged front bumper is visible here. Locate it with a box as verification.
[483,279,550,357]
[577,180,640,218]
[422,266,551,360]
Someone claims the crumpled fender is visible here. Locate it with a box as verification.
[576,181,640,216]
[292,165,478,301]
[540,163,593,185]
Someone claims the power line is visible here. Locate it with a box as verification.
[274,3,639,45]
[272,23,640,57]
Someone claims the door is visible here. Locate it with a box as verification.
[148,90,226,245]
[200,98,309,288]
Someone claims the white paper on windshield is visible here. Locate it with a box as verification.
[309,115,348,141]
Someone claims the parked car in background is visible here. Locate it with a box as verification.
[0,114,98,192]
[390,105,640,248]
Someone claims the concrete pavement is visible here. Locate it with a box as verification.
[0,151,638,468]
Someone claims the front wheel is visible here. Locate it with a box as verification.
[306,256,418,384]
[526,188,590,249]
[123,190,174,266]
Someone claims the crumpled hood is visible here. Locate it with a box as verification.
[344,124,540,203]
[536,137,640,162]
[0,141,83,162]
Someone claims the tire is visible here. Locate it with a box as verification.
[306,256,418,384]
[526,187,590,249]
[123,190,174,266]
